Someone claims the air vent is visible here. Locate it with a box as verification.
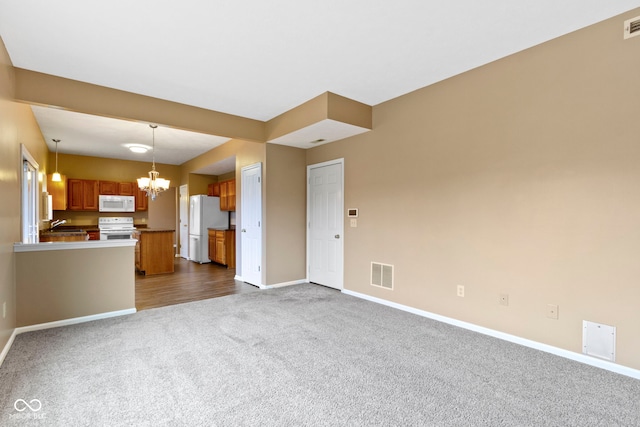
[624,16,640,39]
[371,262,393,290]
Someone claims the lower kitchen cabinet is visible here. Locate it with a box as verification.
[208,229,235,268]
[134,229,175,275]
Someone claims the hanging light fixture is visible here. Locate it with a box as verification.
[137,125,170,201]
[52,139,62,182]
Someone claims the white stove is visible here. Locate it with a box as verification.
[98,217,136,240]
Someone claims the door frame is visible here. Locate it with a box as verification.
[306,158,344,290]
[179,184,189,259]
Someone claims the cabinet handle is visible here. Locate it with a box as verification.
[335,234,340,239]
[242,229,246,233]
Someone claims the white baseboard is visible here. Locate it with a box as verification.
[342,289,640,380]
[263,279,307,289]
[14,308,137,335]
[0,308,136,368]
[0,328,18,368]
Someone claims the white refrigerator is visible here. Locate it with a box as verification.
[189,195,228,263]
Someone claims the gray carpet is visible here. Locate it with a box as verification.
[1,284,639,426]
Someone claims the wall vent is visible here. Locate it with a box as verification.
[371,262,393,290]
[624,16,640,39]
[582,320,616,362]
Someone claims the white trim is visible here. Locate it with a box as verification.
[342,289,640,380]
[0,329,18,368]
[307,158,345,290]
[14,239,137,252]
[14,308,136,335]
[263,279,307,289]
[0,308,136,368]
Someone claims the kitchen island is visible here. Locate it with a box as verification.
[13,240,136,327]
[133,229,175,275]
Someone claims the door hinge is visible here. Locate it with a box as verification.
[258,266,261,272]
[258,221,261,227]
[258,177,261,183]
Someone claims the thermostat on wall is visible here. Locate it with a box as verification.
[347,208,358,218]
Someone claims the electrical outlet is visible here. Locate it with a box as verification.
[457,285,465,298]
[547,304,559,320]
[350,218,357,227]
[499,294,509,306]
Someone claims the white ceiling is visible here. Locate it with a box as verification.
[1,1,639,168]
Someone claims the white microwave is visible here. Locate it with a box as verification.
[98,195,135,212]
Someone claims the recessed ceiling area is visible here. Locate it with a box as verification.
[268,119,370,149]
[31,106,230,165]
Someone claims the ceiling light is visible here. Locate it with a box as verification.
[52,139,61,182]
[137,125,170,201]
[126,144,150,154]
[310,139,326,144]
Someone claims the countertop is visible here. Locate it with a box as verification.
[207,228,235,231]
[135,228,175,233]
[14,239,137,253]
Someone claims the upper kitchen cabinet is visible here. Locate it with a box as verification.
[99,180,119,195]
[119,182,136,196]
[136,187,148,211]
[99,181,136,196]
[207,182,220,197]
[47,174,67,210]
[68,179,99,211]
[219,179,236,211]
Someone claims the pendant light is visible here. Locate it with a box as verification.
[52,139,62,182]
[137,124,170,201]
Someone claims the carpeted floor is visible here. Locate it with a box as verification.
[1,283,639,426]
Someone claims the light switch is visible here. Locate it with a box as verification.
[350,219,357,227]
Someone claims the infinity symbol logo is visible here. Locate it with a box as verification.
[14,399,42,412]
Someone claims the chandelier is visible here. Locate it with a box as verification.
[137,124,170,201]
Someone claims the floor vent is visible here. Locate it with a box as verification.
[371,262,393,290]
[624,16,640,39]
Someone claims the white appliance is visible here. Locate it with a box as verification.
[189,195,229,263]
[99,195,135,212]
[98,217,136,240]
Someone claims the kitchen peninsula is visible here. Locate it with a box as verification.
[133,229,175,275]
[13,240,136,327]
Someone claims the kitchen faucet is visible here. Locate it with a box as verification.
[50,219,66,230]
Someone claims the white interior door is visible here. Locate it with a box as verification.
[241,163,262,286]
[308,159,344,290]
[179,184,189,259]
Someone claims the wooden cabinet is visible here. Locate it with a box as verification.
[87,230,100,240]
[118,182,136,196]
[99,180,118,195]
[134,229,175,275]
[207,182,220,197]
[208,229,235,268]
[67,179,99,211]
[99,180,136,196]
[47,174,67,210]
[219,179,236,211]
[136,187,148,211]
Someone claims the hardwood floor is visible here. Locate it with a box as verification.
[135,257,259,311]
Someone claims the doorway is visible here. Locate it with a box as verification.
[307,159,344,290]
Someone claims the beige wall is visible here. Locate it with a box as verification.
[0,37,49,352]
[15,246,135,326]
[307,9,640,369]
[265,144,306,285]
